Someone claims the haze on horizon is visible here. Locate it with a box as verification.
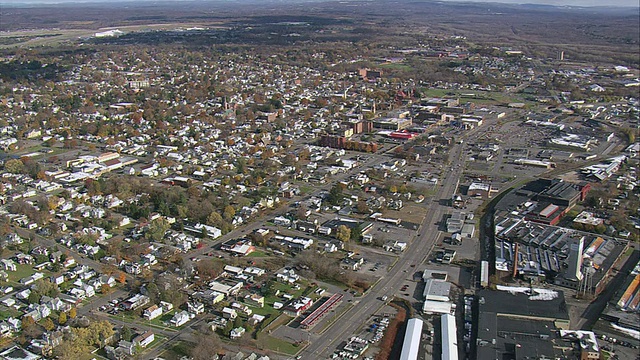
[1,0,639,7]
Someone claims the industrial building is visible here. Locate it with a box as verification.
[441,314,458,360]
[399,318,424,360]
[475,287,570,360]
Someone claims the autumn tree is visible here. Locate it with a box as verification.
[191,332,223,360]
[58,312,67,325]
[22,315,36,330]
[336,225,351,243]
[4,159,25,174]
[222,205,236,221]
[145,218,170,242]
[43,318,55,331]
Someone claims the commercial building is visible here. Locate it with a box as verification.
[475,287,570,360]
[372,118,412,131]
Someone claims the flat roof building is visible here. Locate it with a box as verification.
[399,318,423,360]
[441,314,458,360]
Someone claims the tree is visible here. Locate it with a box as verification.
[356,201,369,214]
[145,218,170,242]
[22,315,36,329]
[69,307,77,319]
[336,225,351,243]
[28,291,40,304]
[191,333,222,360]
[120,325,132,342]
[43,317,55,331]
[4,159,25,174]
[223,205,236,221]
[58,311,67,325]
[327,184,344,206]
[206,211,223,227]
[350,224,363,242]
[101,284,111,294]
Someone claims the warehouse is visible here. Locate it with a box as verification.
[399,318,423,360]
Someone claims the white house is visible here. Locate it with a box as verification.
[170,311,191,327]
[222,307,237,320]
[230,327,245,339]
[187,302,204,315]
[133,331,155,348]
[143,305,163,321]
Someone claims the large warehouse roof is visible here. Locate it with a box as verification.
[399,318,424,360]
[441,313,458,360]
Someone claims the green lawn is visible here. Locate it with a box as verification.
[145,334,167,351]
[247,250,268,258]
[258,334,300,355]
[6,263,37,284]
[148,310,175,328]
[299,185,313,195]
[379,62,412,72]
[0,307,21,320]
[419,88,531,106]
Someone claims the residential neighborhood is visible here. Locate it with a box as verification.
[0,1,637,360]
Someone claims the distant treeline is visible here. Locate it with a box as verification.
[0,60,66,81]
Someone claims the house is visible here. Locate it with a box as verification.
[0,345,41,360]
[222,307,237,320]
[223,265,244,276]
[50,275,64,286]
[276,268,299,284]
[246,294,265,308]
[124,263,142,275]
[122,294,150,311]
[0,259,16,272]
[244,267,266,277]
[187,301,205,315]
[230,327,245,339]
[383,241,407,252]
[273,216,291,227]
[341,257,364,271]
[143,305,163,321]
[0,322,12,338]
[170,311,191,327]
[117,341,136,356]
[284,297,313,317]
[231,302,252,316]
[81,284,95,298]
[46,298,70,312]
[132,331,155,348]
[159,301,173,313]
[207,317,228,332]
[324,243,338,253]
[247,314,266,327]
[99,275,116,288]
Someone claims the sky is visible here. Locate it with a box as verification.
[1,0,638,6]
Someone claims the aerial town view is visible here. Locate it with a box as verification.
[0,0,637,359]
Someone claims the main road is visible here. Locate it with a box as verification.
[300,137,468,359]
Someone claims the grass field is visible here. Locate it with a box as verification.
[6,263,38,284]
[257,334,300,355]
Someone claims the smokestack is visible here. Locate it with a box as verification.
[512,243,519,279]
